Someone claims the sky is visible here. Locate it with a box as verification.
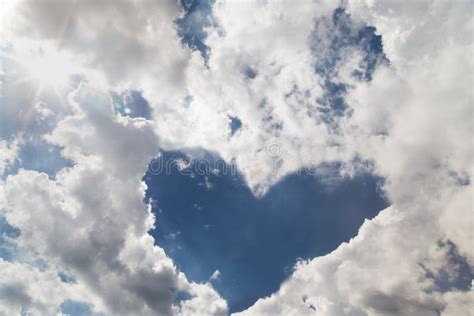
[144,151,387,312]
[0,0,473,316]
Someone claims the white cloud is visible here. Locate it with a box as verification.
[3,84,226,315]
[0,139,19,177]
[442,285,474,316]
[3,0,347,194]
[5,0,190,99]
[2,0,472,315]
[152,0,344,195]
[239,0,473,315]
[210,269,221,281]
[0,258,96,315]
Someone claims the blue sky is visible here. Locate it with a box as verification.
[144,150,387,312]
[0,0,472,315]
[139,7,390,311]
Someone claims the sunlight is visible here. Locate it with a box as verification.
[22,48,76,91]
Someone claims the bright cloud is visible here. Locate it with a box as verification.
[0,0,472,315]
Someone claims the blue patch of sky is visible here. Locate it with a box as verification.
[144,150,387,312]
[311,8,388,129]
[422,240,474,293]
[180,95,194,108]
[228,116,242,137]
[111,90,152,119]
[30,258,48,272]
[174,291,193,305]
[176,0,219,62]
[58,271,77,284]
[1,93,72,180]
[0,216,20,262]
[0,217,49,271]
[60,300,96,316]
[242,66,258,80]
[3,139,72,180]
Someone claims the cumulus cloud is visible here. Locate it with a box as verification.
[0,258,95,315]
[152,0,345,194]
[0,139,19,176]
[1,0,472,315]
[238,0,473,315]
[6,0,190,98]
[3,84,226,315]
[3,0,353,194]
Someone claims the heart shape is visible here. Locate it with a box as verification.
[144,151,386,312]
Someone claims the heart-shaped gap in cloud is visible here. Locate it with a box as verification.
[143,150,387,313]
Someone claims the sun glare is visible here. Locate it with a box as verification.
[23,48,76,91]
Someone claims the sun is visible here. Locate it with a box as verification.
[1,43,80,100]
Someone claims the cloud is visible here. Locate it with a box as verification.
[153,0,346,195]
[210,270,221,281]
[7,0,190,98]
[1,0,472,315]
[3,84,226,315]
[238,0,473,315]
[442,285,474,316]
[0,258,95,315]
[0,139,20,177]
[4,0,355,194]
